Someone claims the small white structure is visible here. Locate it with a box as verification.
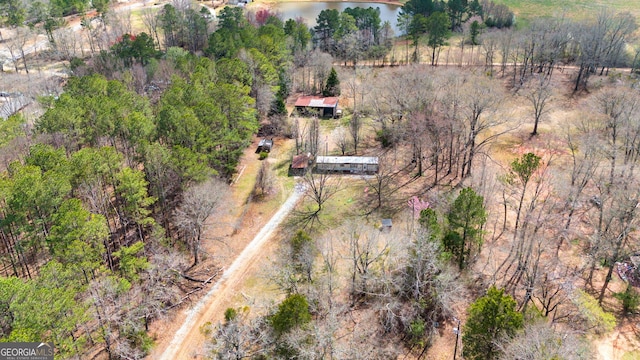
[315,156,379,174]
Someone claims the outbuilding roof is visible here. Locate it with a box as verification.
[316,156,379,165]
[292,154,310,169]
[258,138,273,147]
[295,96,339,108]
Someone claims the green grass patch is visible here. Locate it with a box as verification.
[319,118,342,132]
[287,177,368,232]
[234,163,259,203]
[319,178,367,225]
[622,351,640,360]
[495,0,640,24]
[273,138,296,191]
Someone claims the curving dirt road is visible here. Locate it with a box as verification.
[152,183,304,360]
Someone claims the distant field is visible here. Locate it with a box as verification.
[256,0,640,26]
[494,0,640,23]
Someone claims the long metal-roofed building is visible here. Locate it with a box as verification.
[293,96,339,118]
[315,156,379,174]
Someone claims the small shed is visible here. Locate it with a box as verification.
[290,153,311,176]
[315,156,379,174]
[256,138,273,153]
[381,219,392,232]
[294,96,339,118]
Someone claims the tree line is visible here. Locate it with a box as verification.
[2,1,640,358]
[0,5,303,358]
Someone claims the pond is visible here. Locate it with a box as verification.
[271,1,403,34]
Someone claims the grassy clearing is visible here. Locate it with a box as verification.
[622,351,640,360]
[233,159,259,203]
[272,139,296,192]
[285,176,369,233]
[495,0,640,24]
[129,9,148,33]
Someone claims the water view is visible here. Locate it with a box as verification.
[272,2,403,33]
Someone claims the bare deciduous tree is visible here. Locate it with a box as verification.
[498,321,591,360]
[344,67,372,115]
[308,116,320,157]
[480,31,498,76]
[362,153,399,212]
[532,268,575,322]
[204,309,269,360]
[460,74,510,178]
[555,119,600,253]
[142,8,162,51]
[53,28,82,60]
[344,223,389,299]
[349,112,362,155]
[311,50,333,94]
[174,178,228,266]
[591,86,640,188]
[297,171,340,226]
[333,126,349,156]
[13,27,33,74]
[572,9,637,92]
[254,160,275,197]
[522,74,553,136]
[255,84,274,121]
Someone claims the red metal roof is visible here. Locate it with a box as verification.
[292,154,310,169]
[294,96,339,108]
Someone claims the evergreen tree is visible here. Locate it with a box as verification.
[462,286,524,360]
[323,67,340,97]
[289,230,314,283]
[470,20,480,45]
[444,187,486,269]
[424,11,450,66]
[0,0,26,27]
[419,208,441,241]
[270,294,312,335]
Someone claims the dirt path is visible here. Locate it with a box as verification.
[152,183,304,360]
[594,320,640,360]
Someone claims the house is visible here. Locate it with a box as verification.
[293,96,339,118]
[315,156,379,174]
[290,153,311,176]
[256,138,273,153]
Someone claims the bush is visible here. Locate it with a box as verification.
[573,290,616,334]
[614,284,639,315]
[375,129,393,148]
[224,308,237,322]
[69,57,85,71]
[408,319,426,346]
[462,286,523,360]
[270,294,312,335]
[259,151,269,160]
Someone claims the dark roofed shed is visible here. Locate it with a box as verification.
[290,153,311,176]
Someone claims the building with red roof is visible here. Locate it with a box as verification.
[293,96,340,118]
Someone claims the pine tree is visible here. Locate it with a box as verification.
[323,67,340,97]
[444,187,486,269]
